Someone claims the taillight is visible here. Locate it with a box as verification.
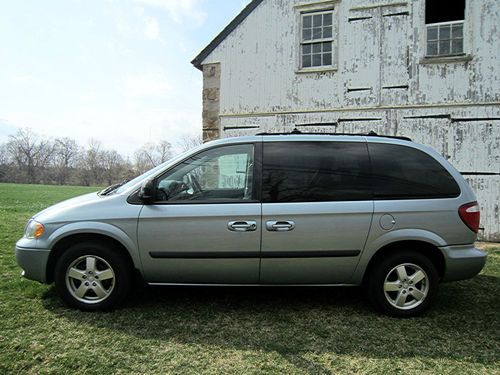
[458,202,480,233]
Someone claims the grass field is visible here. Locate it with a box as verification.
[0,183,499,374]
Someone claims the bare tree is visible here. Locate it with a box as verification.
[76,139,104,186]
[53,137,79,185]
[0,143,9,165]
[0,129,181,186]
[101,149,125,185]
[156,140,173,164]
[133,144,154,174]
[6,128,55,183]
[0,143,11,181]
[134,140,173,173]
[177,133,203,152]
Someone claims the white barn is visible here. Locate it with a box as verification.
[191,0,500,241]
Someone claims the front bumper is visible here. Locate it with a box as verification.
[15,245,50,283]
[440,244,487,282]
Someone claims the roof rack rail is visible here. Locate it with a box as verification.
[255,129,412,142]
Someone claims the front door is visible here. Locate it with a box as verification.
[260,140,374,284]
[138,142,261,284]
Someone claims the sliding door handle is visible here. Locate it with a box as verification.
[266,221,296,232]
[228,221,257,232]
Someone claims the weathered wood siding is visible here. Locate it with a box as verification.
[200,0,500,241]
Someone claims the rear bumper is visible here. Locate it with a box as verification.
[440,244,487,282]
[15,245,50,283]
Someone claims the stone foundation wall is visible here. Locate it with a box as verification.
[202,63,221,142]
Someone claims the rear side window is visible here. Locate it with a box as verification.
[262,142,372,203]
[368,143,460,199]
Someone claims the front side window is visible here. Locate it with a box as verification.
[155,144,254,202]
[262,142,371,203]
[425,0,465,57]
[368,143,460,199]
[301,10,334,69]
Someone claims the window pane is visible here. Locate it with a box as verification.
[263,142,372,203]
[312,53,322,66]
[303,15,312,28]
[157,144,254,202]
[303,28,312,41]
[368,143,460,199]
[323,13,332,26]
[439,40,451,55]
[312,43,322,53]
[218,154,250,189]
[313,27,322,39]
[302,55,312,68]
[452,39,463,54]
[301,11,335,67]
[323,52,332,66]
[427,26,438,41]
[452,24,463,38]
[427,41,438,55]
[323,26,333,38]
[313,14,323,27]
[439,25,451,39]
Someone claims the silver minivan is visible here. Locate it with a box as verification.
[15,133,487,317]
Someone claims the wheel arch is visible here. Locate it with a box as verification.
[362,240,446,285]
[46,232,139,284]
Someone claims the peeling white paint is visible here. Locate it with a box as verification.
[199,0,500,240]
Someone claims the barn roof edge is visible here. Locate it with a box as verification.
[191,0,265,70]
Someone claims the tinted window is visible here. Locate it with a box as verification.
[262,142,371,203]
[156,144,255,202]
[368,143,460,199]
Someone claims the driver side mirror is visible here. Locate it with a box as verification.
[138,179,156,204]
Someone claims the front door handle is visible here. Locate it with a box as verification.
[266,221,296,232]
[228,221,257,232]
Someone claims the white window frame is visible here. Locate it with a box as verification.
[421,0,473,63]
[299,8,336,72]
[425,20,465,57]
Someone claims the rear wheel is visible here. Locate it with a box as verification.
[54,242,131,310]
[366,251,439,317]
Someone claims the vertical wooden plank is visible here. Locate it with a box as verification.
[380,9,411,105]
[397,116,450,156]
[448,120,500,173]
[342,9,380,107]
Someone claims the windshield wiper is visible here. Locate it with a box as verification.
[99,180,129,196]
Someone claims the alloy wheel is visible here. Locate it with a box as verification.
[65,255,115,304]
[383,263,429,310]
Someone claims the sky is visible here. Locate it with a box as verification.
[0,0,248,156]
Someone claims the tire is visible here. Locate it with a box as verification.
[54,241,131,311]
[366,250,439,317]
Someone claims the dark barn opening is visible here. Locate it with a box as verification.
[426,0,465,24]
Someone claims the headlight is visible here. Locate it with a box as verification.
[24,220,45,239]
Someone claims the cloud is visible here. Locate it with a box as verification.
[135,0,207,26]
[144,16,160,39]
[8,75,35,84]
[122,73,172,97]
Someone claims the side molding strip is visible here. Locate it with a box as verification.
[149,251,260,259]
[149,250,361,259]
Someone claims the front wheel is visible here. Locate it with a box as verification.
[54,242,131,310]
[366,251,439,317]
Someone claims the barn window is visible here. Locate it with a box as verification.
[425,0,465,57]
[301,10,334,69]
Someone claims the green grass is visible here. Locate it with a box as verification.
[0,183,499,374]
